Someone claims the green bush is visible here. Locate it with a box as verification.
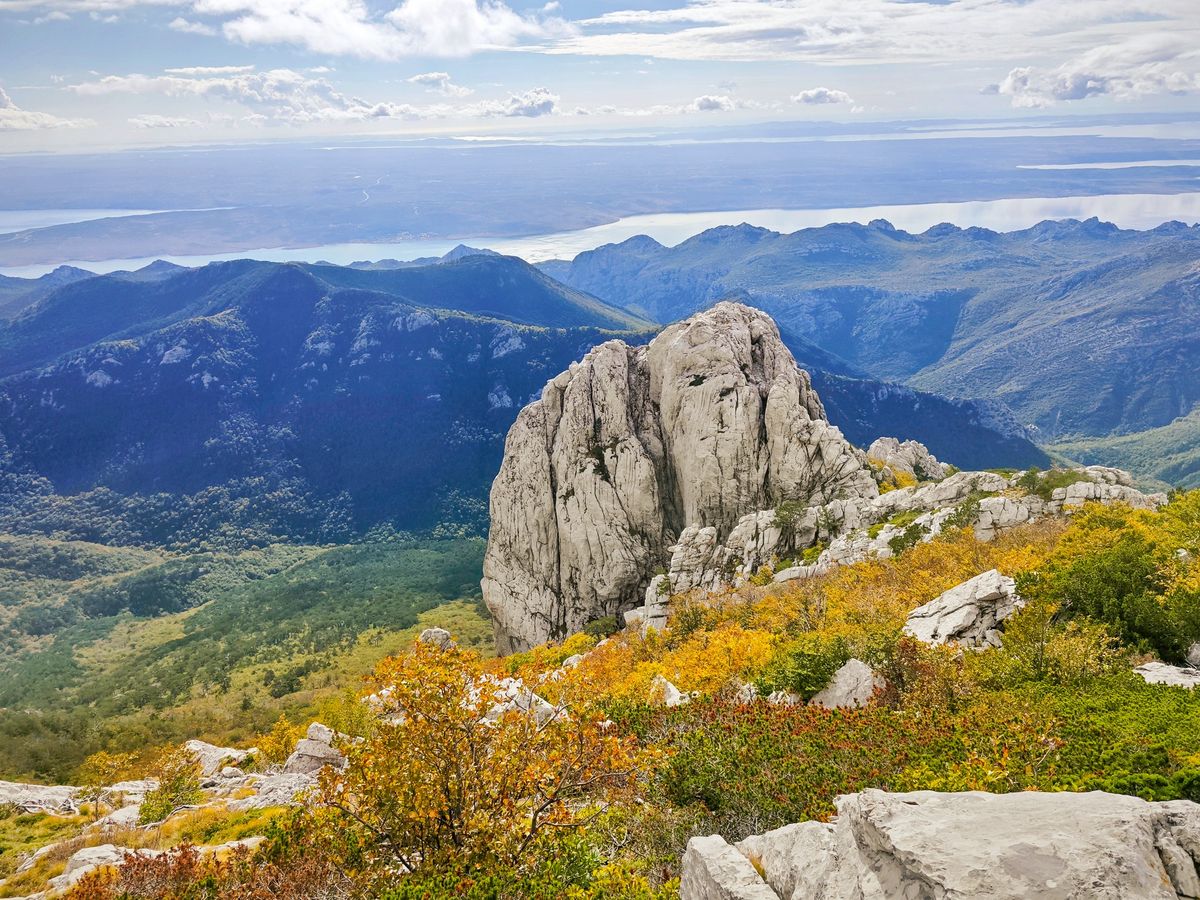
[756,634,849,698]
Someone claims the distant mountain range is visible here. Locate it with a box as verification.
[543,218,1200,441]
[0,249,1045,548]
[0,264,92,320]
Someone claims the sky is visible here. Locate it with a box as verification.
[1,0,1200,152]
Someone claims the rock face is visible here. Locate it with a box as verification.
[684,789,1200,900]
[903,569,1023,649]
[483,302,875,653]
[681,834,780,900]
[808,659,883,709]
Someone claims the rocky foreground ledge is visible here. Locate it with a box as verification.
[682,789,1200,900]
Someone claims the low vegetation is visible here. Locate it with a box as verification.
[12,492,1192,897]
[0,537,488,782]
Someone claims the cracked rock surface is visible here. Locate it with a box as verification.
[482,302,874,653]
[682,789,1200,900]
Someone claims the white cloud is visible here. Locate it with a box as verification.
[554,0,1200,66]
[181,0,565,60]
[71,68,411,122]
[0,84,93,130]
[469,86,557,117]
[128,113,201,126]
[792,86,853,105]
[32,9,69,21]
[687,93,734,112]
[70,68,558,123]
[407,70,473,97]
[989,35,1200,107]
[168,16,216,35]
[164,64,254,74]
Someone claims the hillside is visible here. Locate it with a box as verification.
[0,254,1045,551]
[1052,407,1200,491]
[547,219,1200,443]
[0,533,488,782]
[0,266,92,322]
[0,256,653,547]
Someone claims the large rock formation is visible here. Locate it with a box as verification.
[483,302,875,653]
[684,789,1200,899]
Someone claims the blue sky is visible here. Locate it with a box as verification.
[2,0,1199,152]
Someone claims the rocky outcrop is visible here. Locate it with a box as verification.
[183,740,254,777]
[867,437,948,481]
[611,458,1166,639]
[1136,662,1200,689]
[0,781,79,814]
[684,789,1200,900]
[903,569,1023,649]
[282,722,345,776]
[681,834,779,900]
[483,302,875,653]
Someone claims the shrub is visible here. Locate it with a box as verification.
[312,642,647,889]
[138,748,203,825]
[254,714,304,767]
[756,633,849,698]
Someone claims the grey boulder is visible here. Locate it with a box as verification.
[706,789,1200,899]
[904,569,1022,648]
[808,659,884,710]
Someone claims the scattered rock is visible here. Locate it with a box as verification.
[417,627,455,650]
[49,844,159,892]
[680,834,779,900]
[561,653,585,668]
[483,677,559,725]
[808,659,884,710]
[732,681,759,704]
[1136,661,1200,688]
[903,569,1022,648]
[1189,643,1200,668]
[94,804,142,828]
[649,674,688,707]
[229,773,316,811]
[282,723,345,776]
[0,780,78,814]
[717,789,1200,899]
[183,740,253,777]
[767,690,802,707]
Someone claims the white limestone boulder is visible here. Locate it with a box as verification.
[808,659,884,710]
[183,740,253,777]
[1136,661,1200,688]
[721,789,1200,900]
[904,569,1022,648]
[680,834,780,900]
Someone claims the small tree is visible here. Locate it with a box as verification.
[315,641,646,888]
[257,714,305,767]
[77,750,136,818]
[138,747,203,825]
